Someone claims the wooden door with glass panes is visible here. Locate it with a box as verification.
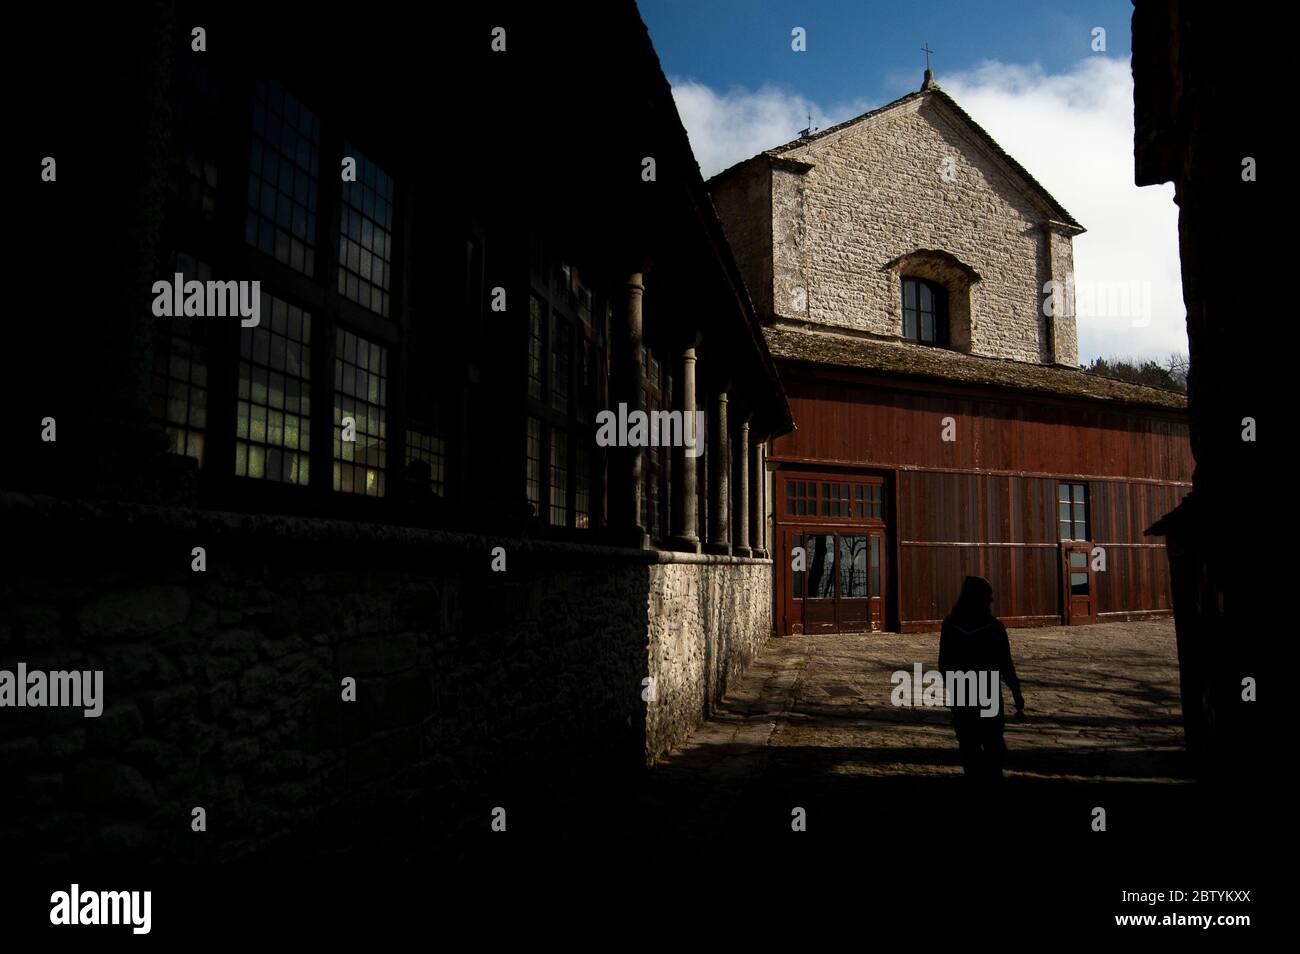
[1060,542,1097,625]
[1057,482,1095,625]
[777,473,888,635]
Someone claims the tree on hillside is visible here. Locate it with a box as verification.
[1083,353,1188,393]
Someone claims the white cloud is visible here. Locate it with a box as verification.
[668,80,870,179]
[669,58,1186,363]
[940,58,1185,363]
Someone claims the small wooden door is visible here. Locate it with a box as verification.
[867,528,886,631]
[1061,542,1097,625]
[780,528,806,634]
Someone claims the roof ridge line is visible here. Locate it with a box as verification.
[720,85,1082,230]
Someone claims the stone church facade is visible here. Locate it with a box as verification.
[717,77,1081,366]
[711,73,1192,634]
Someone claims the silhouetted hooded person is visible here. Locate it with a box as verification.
[938,576,1025,778]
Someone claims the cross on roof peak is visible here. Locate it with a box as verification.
[921,43,937,90]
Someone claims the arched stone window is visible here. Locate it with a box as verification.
[884,250,982,351]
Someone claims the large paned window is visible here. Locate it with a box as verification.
[524,244,605,530]
[164,77,407,504]
[549,429,568,525]
[525,416,543,514]
[246,80,320,276]
[236,291,312,484]
[338,145,394,317]
[528,295,545,401]
[152,252,210,467]
[333,329,388,496]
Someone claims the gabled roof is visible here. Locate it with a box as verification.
[766,324,1187,411]
[712,80,1084,233]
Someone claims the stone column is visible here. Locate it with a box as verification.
[610,271,648,548]
[668,345,701,552]
[733,415,751,557]
[749,437,765,558]
[705,388,730,554]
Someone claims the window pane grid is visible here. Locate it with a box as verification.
[333,328,387,496]
[575,442,590,529]
[526,250,603,532]
[839,535,868,598]
[338,144,394,317]
[525,417,542,516]
[246,80,320,276]
[576,338,597,424]
[405,429,445,496]
[528,296,544,401]
[805,534,836,599]
[550,314,570,412]
[236,291,312,485]
[786,479,820,516]
[152,253,210,467]
[549,429,568,525]
[870,536,881,596]
[1058,482,1089,540]
[902,277,945,345]
[786,478,882,521]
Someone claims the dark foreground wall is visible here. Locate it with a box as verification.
[0,493,772,861]
[1132,2,1265,778]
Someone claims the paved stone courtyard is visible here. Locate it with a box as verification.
[656,618,1185,782]
[635,619,1192,837]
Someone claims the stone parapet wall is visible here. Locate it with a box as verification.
[646,560,773,762]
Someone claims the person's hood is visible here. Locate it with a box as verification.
[947,620,996,636]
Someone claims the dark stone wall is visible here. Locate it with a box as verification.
[0,493,653,861]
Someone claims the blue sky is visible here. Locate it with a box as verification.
[641,0,1133,112]
[637,1,1186,364]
